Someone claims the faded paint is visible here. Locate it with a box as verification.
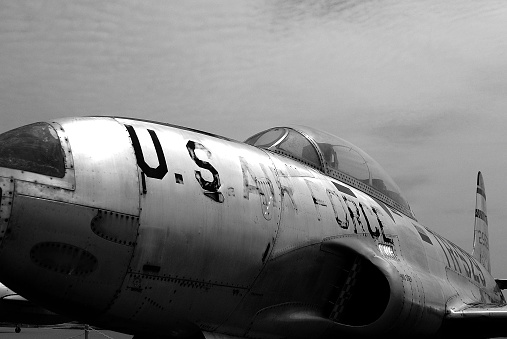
[0,117,503,339]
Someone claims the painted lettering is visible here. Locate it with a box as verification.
[359,203,380,239]
[186,140,223,203]
[371,207,394,244]
[431,231,487,287]
[239,157,259,199]
[125,125,168,180]
[477,230,489,250]
[446,242,463,274]
[342,196,366,234]
[432,234,461,273]
[275,169,298,212]
[472,259,486,286]
[305,179,327,221]
[449,241,472,279]
[239,157,276,220]
[326,189,348,229]
[431,234,453,269]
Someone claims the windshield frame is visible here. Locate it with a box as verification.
[245,126,415,219]
[0,121,75,190]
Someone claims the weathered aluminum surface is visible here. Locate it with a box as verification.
[14,117,140,215]
[0,196,139,315]
[106,118,283,330]
[0,177,14,249]
[0,117,503,339]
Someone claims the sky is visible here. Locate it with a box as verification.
[1,1,507,277]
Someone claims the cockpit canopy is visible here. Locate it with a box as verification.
[245,126,414,219]
[0,122,65,178]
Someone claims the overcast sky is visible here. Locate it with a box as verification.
[1,1,507,277]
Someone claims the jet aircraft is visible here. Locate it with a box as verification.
[0,116,506,338]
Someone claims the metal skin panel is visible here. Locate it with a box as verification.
[0,196,138,319]
[106,118,282,334]
[0,117,505,338]
[116,119,281,284]
[0,117,142,325]
[268,156,336,259]
[14,117,140,215]
[0,177,14,248]
[216,150,446,337]
[219,243,350,338]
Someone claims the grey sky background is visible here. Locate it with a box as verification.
[2,1,507,276]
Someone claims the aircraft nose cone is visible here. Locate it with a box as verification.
[0,118,141,320]
[0,189,141,320]
[0,196,99,312]
[0,121,68,251]
[0,121,70,280]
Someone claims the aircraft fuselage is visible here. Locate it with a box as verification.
[0,117,503,338]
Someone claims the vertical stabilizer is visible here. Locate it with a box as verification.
[472,171,490,272]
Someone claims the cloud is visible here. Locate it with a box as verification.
[392,172,430,193]
[368,111,472,145]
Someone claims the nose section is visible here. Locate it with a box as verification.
[0,177,14,252]
[0,121,68,254]
[0,118,141,321]
[0,195,139,317]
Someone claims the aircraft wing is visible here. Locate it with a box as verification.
[448,303,507,319]
[441,302,507,337]
[1,294,28,302]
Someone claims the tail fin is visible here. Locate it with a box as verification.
[472,171,490,272]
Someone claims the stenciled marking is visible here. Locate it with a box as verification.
[239,157,276,220]
[305,179,327,221]
[359,202,380,239]
[334,190,393,243]
[476,229,489,250]
[126,125,225,202]
[124,127,395,245]
[431,231,486,287]
[125,125,168,180]
[326,188,348,229]
[276,170,298,212]
[186,140,223,203]
[370,206,394,244]
[342,196,364,234]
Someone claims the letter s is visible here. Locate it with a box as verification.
[186,140,221,193]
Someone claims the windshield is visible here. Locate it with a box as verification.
[0,122,65,178]
[246,126,414,218]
